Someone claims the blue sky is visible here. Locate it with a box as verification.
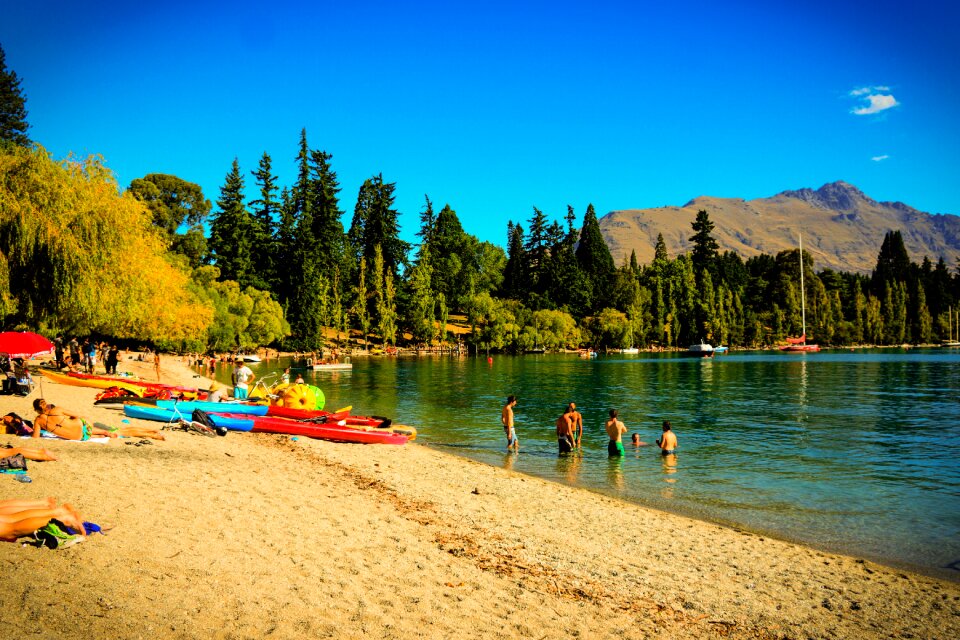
[3,0,959,248]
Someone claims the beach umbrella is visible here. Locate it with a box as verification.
[0,331,55,359]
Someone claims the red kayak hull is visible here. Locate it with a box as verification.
[266,404,384,427]
[213,413,408,445]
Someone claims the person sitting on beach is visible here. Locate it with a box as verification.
[206,381,225,403]
[0,497,87,542]
[501,395,518,451]
[656,420,678,454]
[605,409,627,457]
[32,399,165,441]
[556,406,575,454]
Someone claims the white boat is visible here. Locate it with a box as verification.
[713,345,729,354]
[306,362,353,371]
[619,347,640,354]
[943,306,960,347]
[687,340,714,357]
[241,354,262,363]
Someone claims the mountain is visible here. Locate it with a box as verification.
[598,181,960,273]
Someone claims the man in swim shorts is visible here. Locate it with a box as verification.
[502,396,518,451]
[556,406,575,454]
[656,420,678,454]
[568,402,583,448]
[605,409,627,456]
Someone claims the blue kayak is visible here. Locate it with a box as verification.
[155,399,268,415]
[123,403,254,431]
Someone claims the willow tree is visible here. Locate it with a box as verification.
[0,144,211,339]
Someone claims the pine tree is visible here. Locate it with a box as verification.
[502,221,526,299]
[0,45,30,147]
[208,158,255,286]
[353,256,370,349]
[416,195,436,244]
[871,230,912,297]
[308,148,344,281]
[274,187,296,306]
[689,209,719,278]
[249,152,279,291]
[524,207,549,295]
[575,204,615,312]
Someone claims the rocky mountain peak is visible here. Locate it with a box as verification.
[779,181,875,212]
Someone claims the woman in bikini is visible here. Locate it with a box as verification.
[32,399,165,441]
[0,497,87,542]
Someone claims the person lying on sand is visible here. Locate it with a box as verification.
[0,497,86,542]
[32,398,165,441]
[3,444,58,462]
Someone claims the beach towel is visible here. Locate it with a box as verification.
[25,433,111,444]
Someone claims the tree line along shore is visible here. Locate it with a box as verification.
[2,46,959,355]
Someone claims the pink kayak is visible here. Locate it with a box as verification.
[212,413,409,445]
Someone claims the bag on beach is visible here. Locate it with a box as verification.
[191,409,227,437]
[0,453,27,471]
[3,412,34,436]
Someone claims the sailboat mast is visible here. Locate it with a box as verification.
[799,232,807,343]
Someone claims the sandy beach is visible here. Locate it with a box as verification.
[1,355,958,639]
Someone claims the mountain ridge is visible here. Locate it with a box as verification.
[599,181,960,273]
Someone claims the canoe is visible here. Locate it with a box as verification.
[42,369,147,395]
[155,399,268,415]
[66,371,202,396]
[266,405,417,438]
[213,413,408,444]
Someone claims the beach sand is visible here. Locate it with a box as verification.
[1,355,958,639]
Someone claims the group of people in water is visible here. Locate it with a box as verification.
[501,396,678,456]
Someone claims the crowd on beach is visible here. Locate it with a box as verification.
[501,396,679,457]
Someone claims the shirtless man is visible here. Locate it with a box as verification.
[556,406,575,454]
[568,402,584,448]
[656,420,678,454]
[32,399,164,441]
[501,396,518,451]
[605,409,627,457]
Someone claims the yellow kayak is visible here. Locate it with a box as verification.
[40,369,148,396]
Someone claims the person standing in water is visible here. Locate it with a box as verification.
[568,402,584,448]
[556,405,575,454]
[656,420,678,454]
[605,409,627,456]
[501,396,519,451]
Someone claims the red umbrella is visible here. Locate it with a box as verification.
[0,331,55,359]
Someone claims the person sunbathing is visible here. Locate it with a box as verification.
[3,445,58,461]
[0,497,86,542]
[32,398,165,441]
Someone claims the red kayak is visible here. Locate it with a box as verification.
[266,404,384,428]
[213,413,408,445]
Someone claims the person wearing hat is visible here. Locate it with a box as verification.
[207,381,226,403]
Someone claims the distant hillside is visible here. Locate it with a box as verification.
[599,181,960,273]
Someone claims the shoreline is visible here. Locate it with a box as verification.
[2,355,958,638]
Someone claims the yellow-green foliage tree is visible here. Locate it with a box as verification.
[0,144,212,339]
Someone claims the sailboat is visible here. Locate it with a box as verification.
[781,232,820,352]
[943,306,960,347]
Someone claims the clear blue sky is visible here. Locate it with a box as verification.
[3,0,959,247]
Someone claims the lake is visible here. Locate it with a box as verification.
[208,348,960,579]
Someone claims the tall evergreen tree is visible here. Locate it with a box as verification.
[575,203,615,312]
[248,152,279,291]
[349,174,407,279]
[524,207,549,295]
[208,158,255,287]
[689,209,719,278]
[502,221,526,300]
[274,186,296,306]
[0,45,29,147]
[871,230,912,296]
[416,195,436,244]
[308,148,345,281]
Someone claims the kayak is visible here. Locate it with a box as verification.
[63,371,202,397]
[155,399,268,415]
[122,403,254,431]
[42,369,147,395]
[213,413,409,444]
[265,405,416,438]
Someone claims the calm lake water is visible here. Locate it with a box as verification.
[209,349,960,579]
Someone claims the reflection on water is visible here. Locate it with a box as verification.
[218,349,960,578]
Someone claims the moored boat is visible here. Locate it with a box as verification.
[687,340,714,357]
[780,232,820,352]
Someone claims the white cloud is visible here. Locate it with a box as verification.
[871,154,890,162]
[852,93,899,115]
[850,87,871,96]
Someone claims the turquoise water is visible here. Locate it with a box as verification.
[207,350,960,579]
